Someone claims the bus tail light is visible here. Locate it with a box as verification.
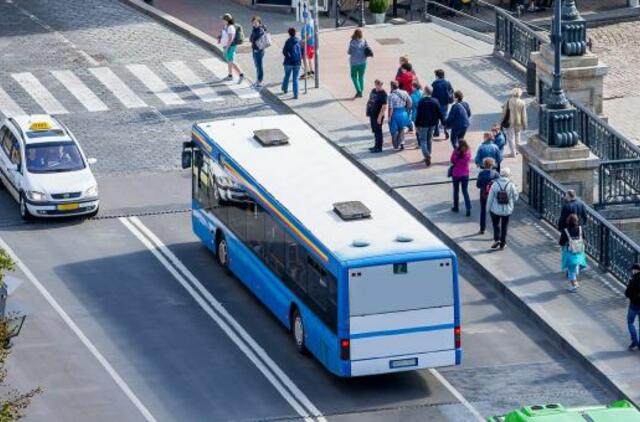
[340,339,350,360]
[454,326,461,349]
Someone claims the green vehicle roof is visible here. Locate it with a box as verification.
[488,400,640,422]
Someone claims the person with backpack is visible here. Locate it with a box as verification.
[414,85,443,167]
[249,16,269,89]
[348,29,369,98]
[431,69,454,139]
[475,132,502,173]
[476,157,500,234]
[449,139,472,217]
[559,213,587,292]
[219,13,245,83]
[486,167,519,250]
[281,27,302,100]
[445,90,471,150]
[625,263,640,350]
[366,79,387,153]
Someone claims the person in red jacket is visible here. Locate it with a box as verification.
[396,62,415,95]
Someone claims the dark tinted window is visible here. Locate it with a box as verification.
[246,203,265,258]
[285,233,307,294]
[265,216,285,278]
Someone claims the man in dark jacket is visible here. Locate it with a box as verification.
[414,85,442,166]
[431,69,454,139]
[558,190,587,231]
[444,90,471,149]
[366,79,388,153]
[281,27,302,99]
[625,263,640,350]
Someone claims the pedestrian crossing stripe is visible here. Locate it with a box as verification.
[0,58,261,118]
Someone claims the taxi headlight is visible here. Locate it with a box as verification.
[84,185,99,198]
[26,191,47,202]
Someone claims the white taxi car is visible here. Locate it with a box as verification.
[0,115,99,219]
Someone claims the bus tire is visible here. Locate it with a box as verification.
[291,308,307,354]
[216,232,230,273]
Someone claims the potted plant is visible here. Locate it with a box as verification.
[369,0,389,24]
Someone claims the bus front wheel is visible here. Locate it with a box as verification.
[292,308,306,354]
[216,232,230,272]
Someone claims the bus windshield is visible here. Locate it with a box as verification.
[26,142,86,173]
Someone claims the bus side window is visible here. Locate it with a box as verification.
[245,202,265,258]
[285,233,307,294]
[265,214,285,278]
[307,257,328,311]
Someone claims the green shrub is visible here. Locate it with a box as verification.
[369,0,389,14]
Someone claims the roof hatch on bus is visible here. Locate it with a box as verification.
[253,128,289,147]
[333,201,371,221]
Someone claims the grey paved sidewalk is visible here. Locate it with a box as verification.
[123,0,640,406]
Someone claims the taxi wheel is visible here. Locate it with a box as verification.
[291,308,307,354]
[19,194,32,221]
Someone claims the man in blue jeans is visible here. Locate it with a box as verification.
[414,85,442,167]
[625,263,640,350]
[281,27,302,99]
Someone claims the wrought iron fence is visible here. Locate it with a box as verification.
[599,159,640,206]
[527,164,639,284]
[335,0,364,27]
[494,8,547,68]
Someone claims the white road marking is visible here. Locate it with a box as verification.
[428,368,484,421]
[126,64,185,106]
[89,67,147,109]
[199,58,260,100]
[163,61,223,103]
[0,85,25,117]
[11,72,68,115]
[0,236,156,422]
[122,216,326,422]
[51,70,108,112]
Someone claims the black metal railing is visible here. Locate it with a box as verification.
[494,8,547,68]
[528,164,639,284]
[335,0,364,27]
[599,159,640,206]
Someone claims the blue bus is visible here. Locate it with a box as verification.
[181,115,461,377]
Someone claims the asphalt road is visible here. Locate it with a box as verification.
[0,0,618,421]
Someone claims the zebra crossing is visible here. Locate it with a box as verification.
[0,58,261,117]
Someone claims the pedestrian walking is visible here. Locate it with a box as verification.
[501,87,527,157]
[348,29,368,98]
[281,27,302,99]
[445,90,471,150]
[475,132,502,173]
[396,55,416,79]
[219,14,245,83]
[410,80,422,122]
[387,80,412,150]
[415,85,443,167]
[300,11,315,80]
[396,63,416,94]
[491,123,507,153]
[476,158,500,234]
[431,69,454,139]
[486,167,519,250]
[366,79,387,153]
[558,189,587,232]
[249,16,268,88]
[559,213,587,292]
[449,139,472,216]
[625,263,640,350]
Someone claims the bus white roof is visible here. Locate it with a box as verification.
[196,115,449,261]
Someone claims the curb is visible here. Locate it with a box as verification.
[119,0,634,406]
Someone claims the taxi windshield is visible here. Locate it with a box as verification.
[26,142,85,173]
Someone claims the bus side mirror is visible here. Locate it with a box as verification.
[194,150,204,168]
[181,149,192,169]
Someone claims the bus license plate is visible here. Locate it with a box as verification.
[57,203,79,211]
[389,358,418,369]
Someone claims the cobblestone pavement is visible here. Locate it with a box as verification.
[590,21,640,142]
[0,0,281,175]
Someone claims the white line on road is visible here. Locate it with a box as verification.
[11,72,68,115]
[0,236,157,422]
[122,216,326,422]
[199,58,260,100]
[428,368,484,421]
[163,61,223,103]
[0,85,25,117]
[89,67,147,109]
[51,70,108,112]
[126,64,185,106]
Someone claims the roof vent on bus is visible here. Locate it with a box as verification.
[253,128,289,147]
[352,239,370,248]
[395,234,414,243]
[333,201,371,221]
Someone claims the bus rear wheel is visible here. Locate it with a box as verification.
[291,308,306,354]
[216,233,230,271]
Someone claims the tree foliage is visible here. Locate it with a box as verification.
[0,249,41,421]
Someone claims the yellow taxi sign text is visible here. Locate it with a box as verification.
[29,121,53,131]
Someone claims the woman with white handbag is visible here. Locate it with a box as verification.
[559,213,588,292]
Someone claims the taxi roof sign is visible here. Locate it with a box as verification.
[29,121,53,131]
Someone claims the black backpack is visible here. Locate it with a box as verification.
[232,24,245,46]
[496,182,511,205]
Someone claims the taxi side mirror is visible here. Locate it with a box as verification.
[181,150,192,169]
